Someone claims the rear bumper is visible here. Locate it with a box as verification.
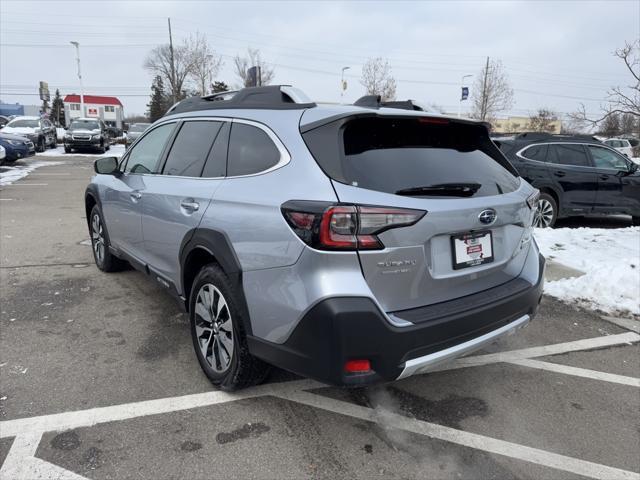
[248,253,545,386]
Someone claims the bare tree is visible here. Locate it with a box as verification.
[144,40,196,103]
[233,48,275,87]
[360,57,397,101]
[189,33,223,96]
[470,58,514,121]
[528,108,559,133]
[571,41,640,127]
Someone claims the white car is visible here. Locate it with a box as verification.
[603,138,634,158]
[1,116,57,152]
[0,144,5,161]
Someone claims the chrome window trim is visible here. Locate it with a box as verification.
[515,141,625,167]
[121,116,291,180]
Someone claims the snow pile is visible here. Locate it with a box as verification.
[37,144,125,157]
[0,161,65,186]
[535,227,640,315]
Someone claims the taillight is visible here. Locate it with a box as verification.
[281,201,425,251]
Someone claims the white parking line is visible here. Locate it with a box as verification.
[276,390,640,480]
[601,315,640,334]
[0,333,638,480]
[507,358,640,387]
[431,332,640,372]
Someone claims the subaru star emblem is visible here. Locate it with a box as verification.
[478,209,497,225]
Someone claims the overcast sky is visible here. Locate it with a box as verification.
[1,0,638,119]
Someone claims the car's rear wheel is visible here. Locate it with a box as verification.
[89,205,126,272]
[190,264,270,391]
[534,193,557,228]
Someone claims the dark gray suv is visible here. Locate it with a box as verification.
[85,86,545,390]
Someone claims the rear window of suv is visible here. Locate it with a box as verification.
[303,116,519,197]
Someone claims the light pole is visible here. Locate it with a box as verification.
[70,41,84,117]
[340,66,350,103]
[458,74,472,118]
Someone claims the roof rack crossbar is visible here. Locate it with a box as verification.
[165,85,316,116]
[352,95,425,111]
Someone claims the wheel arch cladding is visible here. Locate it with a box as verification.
[84,186,100,228]
[180,228,253,335]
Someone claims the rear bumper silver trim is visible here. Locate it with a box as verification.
[397,314,530,379]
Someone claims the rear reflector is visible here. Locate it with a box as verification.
[344,359,371,373]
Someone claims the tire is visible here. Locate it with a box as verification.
[98,142,106,154]
[89,205,126,272]
[189,264,270,391]
[64,146,71,154]
[36,137,46,153]
[632,217,640,227]
[533,193,558,228]
[106,144,110,151]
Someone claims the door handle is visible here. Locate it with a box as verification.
[180,200,200,212]
[130,192,142,201]
[553,171,566,177]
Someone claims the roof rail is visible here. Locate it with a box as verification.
[353,95,425,111]
[515,131,601,142]
[165,85,316,116]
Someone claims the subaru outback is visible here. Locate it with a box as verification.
[85,86,545,390]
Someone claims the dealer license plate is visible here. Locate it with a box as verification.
[451,230,494,270]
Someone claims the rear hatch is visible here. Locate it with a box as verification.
[301,113,536,313]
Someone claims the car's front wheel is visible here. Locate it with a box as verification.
[533,193,557,228]
[190,264,270,391]
[36,137,46,153]
[89,205,126,272]
[632,216,640,227]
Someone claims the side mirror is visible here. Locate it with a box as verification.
[94,156,120,175]
[629,162,639,174]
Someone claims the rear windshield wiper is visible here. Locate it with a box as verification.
[395,183,482,197]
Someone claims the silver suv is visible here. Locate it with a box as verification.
[85,86,545,390]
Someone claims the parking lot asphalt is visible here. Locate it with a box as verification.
[1,155,639,480]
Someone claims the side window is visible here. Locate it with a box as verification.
[521,144,548,162]
[162,121,222,177]
[227,123,281,177]
[124,123,174,174]
[202,121,230,178]
[588,146,629,170]
[548,144,590,167]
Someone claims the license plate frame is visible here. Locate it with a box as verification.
[450,230,494,270]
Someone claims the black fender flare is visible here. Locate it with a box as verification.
[179,228,253,335]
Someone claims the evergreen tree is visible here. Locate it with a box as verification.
[211,81,229,93]
[50,89,65,127]
[147,75,169,122]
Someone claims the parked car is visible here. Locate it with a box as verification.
[124,123,151,147]
[604,138,634,158]
[1,116,56,152]
[64,118,111,153]
[0,145,5,161]
[0,115,10,128]
[0,132,36,162]
[495,132,640,227]
[85,86,544,391]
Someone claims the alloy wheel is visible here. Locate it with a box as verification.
[194,284,234,373]
[91,213,105,264]
[533,198,554,228]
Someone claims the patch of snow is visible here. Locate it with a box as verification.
[0,161,65,186]
[37,144,125,158]
[535,227,640,315]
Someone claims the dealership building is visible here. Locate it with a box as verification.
[63,94,124,129]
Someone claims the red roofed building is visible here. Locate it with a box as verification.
[63,94,124,129]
